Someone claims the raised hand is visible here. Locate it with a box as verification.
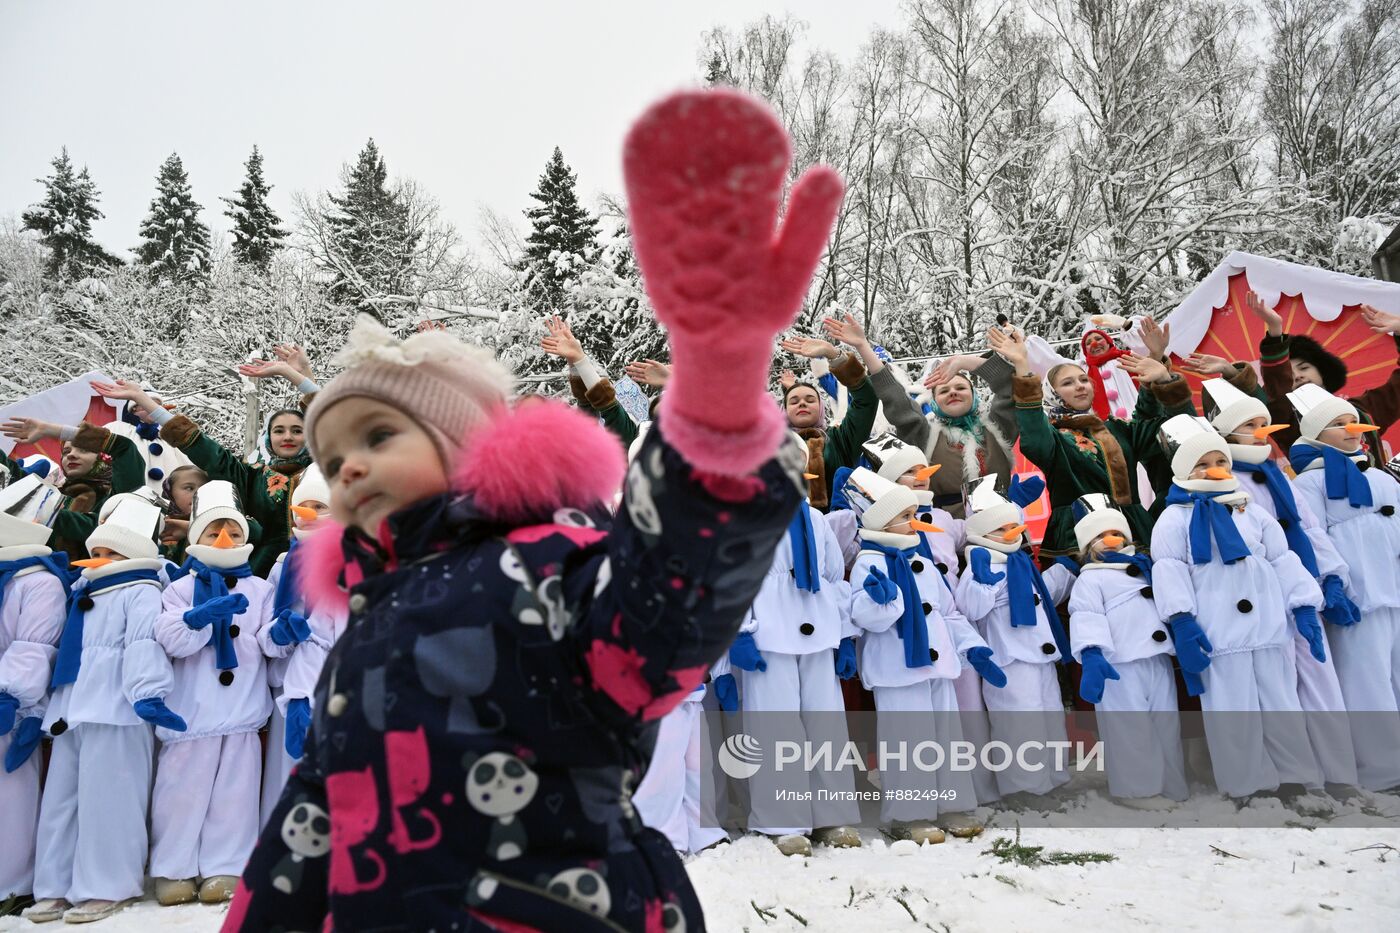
[0,417,59,444]
[1361,304,1400,336]
[237,358,300,383]
[1244,290,1282,337]
[1119,352,1171,384]
[779,336,839,360]
[1139,317,1171,361]
[89,378,160,416]
[1176,352,1234,377]
[272,343,314,378]
[623,359,671,388]
[923,354,986,389]
[539,314,585,365]
[779,369,797,390]
[821,312,868,349]
[987,325,1029,372]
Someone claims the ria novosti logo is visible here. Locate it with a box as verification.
[717,733,763,779]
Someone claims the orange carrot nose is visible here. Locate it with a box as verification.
[910,518,944,534]
[802,473,819,481]
[915,465,941,481]
[291,505,319,522]
[212,528,236,549]
[1001,524,1028,542]
[72,557,113,569]
[1345,423,1379,435]
[1252,424,1290,440]
[1205,467,1233,480]
[1101,534,1125,549]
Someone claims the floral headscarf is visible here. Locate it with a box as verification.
[255,408,313,476]
[1043,363,1091,423]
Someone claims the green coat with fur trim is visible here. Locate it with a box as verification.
[798,351,877,511]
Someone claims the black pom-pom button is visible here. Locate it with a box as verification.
[1278,518,1292,530]
[1033,594,1041,605]
[224,575,239,588]
[799,622,815,636]
[910,560,925,573]
[928,649,940,663]
[921,602,933,614]
[1381,505,1396,517]
[1251,472,1266,484]
[936,562,949,574]
[1140,586,1154,599]
[78,597,94,611]
[1126,565,1141,577]
[1041,643,1056,655]
[1237,599,1253,613]
[228,624,240,639]
[219,670,235,686]
[1358,461,1370,472]
[1152,630,1168,643]
[51,719,68,735]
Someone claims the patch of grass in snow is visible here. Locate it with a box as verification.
[984,826,1117,868]
[892,893,918,921]
[783,907,809,926]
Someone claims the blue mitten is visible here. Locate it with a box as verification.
[712,673,740,713]
[284,697,313,759]
[183,593,249,630]
[0,691,19,734]
[133,697,187,732]
[1293,606,1327,664]
[1009,474,1046,509]
[835,637,858,680]
[3,716,43,772]
[1168,612,1214,674]
[969,549,1005,585]
[1077,647,1121,704]
[728,631,767,672]
[1320,575,1360,627]
[862,567,899,605]
[269,609,312,646]
[966,646,1007,688]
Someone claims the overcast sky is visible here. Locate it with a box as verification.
[0,0,904,259]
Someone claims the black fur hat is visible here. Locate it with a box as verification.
[1287,334,1347,393]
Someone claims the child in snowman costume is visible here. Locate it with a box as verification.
[954,474,1076,803]
[0,476,69,912]
[1286,383,1400,793]
[1150,414,1324,800]
[1065,494,1187,807]
[1203,378,1361,795]
[844,467,1006,841]
[28,498,183,924]
[260,464,347,826]
[729,445,861,856]
[150,480,278,907]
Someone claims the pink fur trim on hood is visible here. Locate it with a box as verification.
[297,400,628,614]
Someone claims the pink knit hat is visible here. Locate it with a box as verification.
[305,316,513,469]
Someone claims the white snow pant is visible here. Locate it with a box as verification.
[33,723,154,903]
[981,660,1070,796]
[1199,646,1323,797]
[149,731,261,880]
[1286,630,1360,787]
[0,728,43,897]
[873,678,979,823]
[742,651,861,835]
[1327,606,1400,791]
[953,666,1000,804]
[634,699,727,854]
[1095,656,1188,801]
[261,704,298,829]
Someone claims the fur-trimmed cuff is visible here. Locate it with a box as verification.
[568,374,591,408]
[72,422,112,454]
[1225,362,1260,394]
[160,413,202,449]
[656,393,788,477]
[1012,373,1044,407]
[584,378,618,411]
[829,351,867,388]
[1148,375,1191,408]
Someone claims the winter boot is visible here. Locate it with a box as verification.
[888,820,946,845]
[23,899,70,923]
[198,875,239,904]
[154,878,197,907]
[811,825,862,848]
[767,833,812,857]
[62,900,130,924]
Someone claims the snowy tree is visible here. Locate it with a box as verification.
[20,148,119,280]
[222,145,286,272]
[517,147,601,311]
[135,152,212,284]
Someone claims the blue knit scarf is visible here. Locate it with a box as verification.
[51,568,161,688]
[788,506,821,594]
[1233,459,1319,576]
[1164,485,1251,565]
[1098,549,1154,582]
[863,539,931,669]
[1288,443,1373,509]
[170,555,253,671]
[1005,549,1073,661]
[0,553,71,617]
[273,537,302,616]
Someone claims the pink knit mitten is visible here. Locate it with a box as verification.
[624,89,843,475]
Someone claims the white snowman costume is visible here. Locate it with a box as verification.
[1204,379,1358,788]
[736,495,859,836]
[1065,494,1187,801]
[106,401,193,495]
[1150,415,1324,797]
[32,500,174,907]
[844,467,991,822]
[1286,384,1400,792]
[0,477,68,899]
[150,482,281,882]
[954,476,1075,796]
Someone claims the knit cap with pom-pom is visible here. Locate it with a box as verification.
[305,316,513,470]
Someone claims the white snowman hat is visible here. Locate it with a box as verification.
[292,463,331,508]
[963,474,1023,545]
[0,474,64,547]
[840,467,919,531]
[98,486,165,524]
[861,432,927,484]
[187,479,249,544]
[1159,414,1231,479]
[1071,493,1130,553]
[1287,382,1359,442]
[1201,377,1268,437]
[86,498,163,560]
